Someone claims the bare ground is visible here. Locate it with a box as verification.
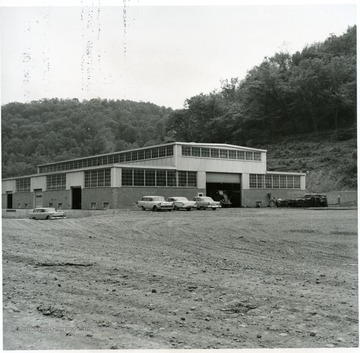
[2,208,359,350]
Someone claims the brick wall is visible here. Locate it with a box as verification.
[43,190,71,209]
[82,188,114,209]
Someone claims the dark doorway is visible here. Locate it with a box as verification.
[206,182,241,207]
[7,193,13,209]
[72,187,82,209]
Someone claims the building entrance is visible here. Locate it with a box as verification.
[206,182,241,207]
[72,187,82,209]
[6,192,13,209]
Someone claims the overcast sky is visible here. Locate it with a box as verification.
[0,0,357,109]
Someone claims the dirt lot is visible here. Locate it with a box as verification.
[2,207,359,350]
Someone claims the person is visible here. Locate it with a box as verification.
[337,194,341,205]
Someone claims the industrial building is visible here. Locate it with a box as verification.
[2,142,306,210]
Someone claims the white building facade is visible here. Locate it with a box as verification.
[2,142,306,209]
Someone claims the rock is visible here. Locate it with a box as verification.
[257,334,262,338]
[151,289,157,293]
[310,332,316,337]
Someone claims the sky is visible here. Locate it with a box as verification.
[0,0,357,109]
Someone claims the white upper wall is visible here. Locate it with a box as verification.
[174,143,267,174]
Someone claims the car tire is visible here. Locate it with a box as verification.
[212,208,217,211]
[46,215,50,220]
[174,206,179,211]
[141,206,146,211]
[187,208,192,211]
[152,206,158,212]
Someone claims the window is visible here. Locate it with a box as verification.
[166,146,174,156]
[294,176,301,189]
[131,151,138,161]
[286,175,294,189]
[182,146,191,156]
[156,170,166,186]
[103,202,110,209]
[134,169,144,186]
[192,147,200,157]
[273,175,280,188]
[138,150,145,160]
[211,149,219,158]
[201,148,210,157]
[16,178,30,192]
[249,174,257,188]
[145,149,152,159]
[188,172,197,187]
[84,169,111,188]
[229,150,237,159]
[159,147,166,157]
[178,171,187,187]
[58,203,63,209]
[125,153,131,162]
[265,175,272,188]
[280,175,287,188]
[151,148,159,158]
[257,175,265,188]
[254,152,261,161]
[237,151,245,160]
[122,169,133,186]
[246,151,253,160]
[167,170,176,186]
[220,150,228,159]
[145,170,155,186]
[47,174,66,190]
[91,202,97,209]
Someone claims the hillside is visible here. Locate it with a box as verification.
[256,136,357,192]
[1,99,173,178]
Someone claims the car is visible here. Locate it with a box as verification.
[29,207,66,220]
[167,197,196,211]
[137,196,174,212]
[298,194,328,207]
[193,196,222,210]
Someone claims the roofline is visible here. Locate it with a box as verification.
[175,141,267,152]
[266,171,307,176]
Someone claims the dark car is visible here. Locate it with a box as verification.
[298,194,328,207]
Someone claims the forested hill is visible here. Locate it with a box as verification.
[2,26,357,190]
[166,26,356,145]
[2,99,173,177]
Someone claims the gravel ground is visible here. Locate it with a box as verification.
[2,207,358,350]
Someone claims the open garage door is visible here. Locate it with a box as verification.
[206,173,241,207]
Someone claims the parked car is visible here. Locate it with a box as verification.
[137,196,174,212]
[167,197,196,211]
[29,207,66,220]
[193,196,222,210]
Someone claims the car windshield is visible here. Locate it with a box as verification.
[174,197,188,201]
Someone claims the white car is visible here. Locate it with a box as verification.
[137,196,174,212]
[193,196,222,210]
[167,197,196,211]
[29,207,66,220]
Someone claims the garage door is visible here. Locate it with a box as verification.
[206,173,240,183]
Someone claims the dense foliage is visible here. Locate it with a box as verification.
[2,99,172,177]
[167,26,357,145]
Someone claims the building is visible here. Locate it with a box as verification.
[2,142,306,210]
